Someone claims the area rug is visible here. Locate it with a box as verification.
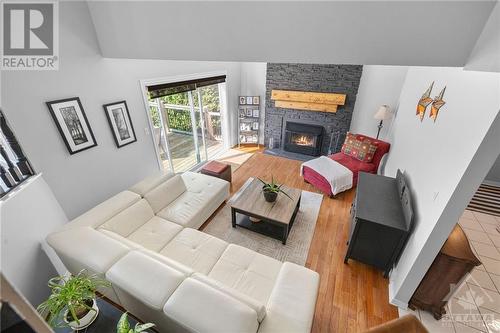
[203,190,323,265]
[215,148,254,172]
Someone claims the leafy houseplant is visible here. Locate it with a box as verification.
[37,270,111,329]
[117,312,155,333]
[258,177,293,203]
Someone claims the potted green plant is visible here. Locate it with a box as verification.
[258,176,292,203]
[117,312,155,333]
[37,270,111,330]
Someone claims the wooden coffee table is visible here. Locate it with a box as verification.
[228,177,301,244]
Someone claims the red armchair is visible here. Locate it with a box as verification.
[302,134,390,197]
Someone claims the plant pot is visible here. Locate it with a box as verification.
[64,299,99,330]
[263,190,278,203]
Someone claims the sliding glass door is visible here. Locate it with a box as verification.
[147,78,225,173]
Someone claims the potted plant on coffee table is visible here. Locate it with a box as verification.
[37,270,111,330]
[258,176,293,203]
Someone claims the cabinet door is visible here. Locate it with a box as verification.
[349,221,402,270]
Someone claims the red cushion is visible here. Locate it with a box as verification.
[202,161,229,174]
[354,134,390,169]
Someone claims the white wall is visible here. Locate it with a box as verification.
[240,63,267,143]
[465,3,500,73]
[1,1,244,219]
[485,154,500,185]
[385,67,500,307]
[0,175,68,307]
[349,66,408,140]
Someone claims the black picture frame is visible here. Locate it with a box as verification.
[103,100,137,148]
[46,97,98,155]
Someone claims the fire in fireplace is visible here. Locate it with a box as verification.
[291,133,316,147]
[283,121,324,156]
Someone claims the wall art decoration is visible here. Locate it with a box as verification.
[46,97,97,154]
[103,101,137,148]
[429,87,446,122]
[416,81,434,121]
[239,96,246,105]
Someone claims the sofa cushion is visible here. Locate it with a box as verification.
[164,278,259,333]
[192,273,267,322]
[129,171,175,197]
[99,199,153,237]
[144,174,186,214]
[127,216,183,252]
[181,171,229,194]
[355,133,391,169]
[157,172,229,229]
[106,251,186,310]
[99,229,143,250]
[139,248,194,276]
[47,227,130,274]
[63,191,140,230]
[257,262,320,333]
[208,244,283,304]
[160,228,228,274]
[341,132,378,163]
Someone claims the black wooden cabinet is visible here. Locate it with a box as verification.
[344,171,413,277]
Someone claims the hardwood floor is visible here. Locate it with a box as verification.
[218,148,399,332]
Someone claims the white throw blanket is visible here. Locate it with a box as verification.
[300,156,353,196]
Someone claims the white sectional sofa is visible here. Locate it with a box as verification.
[46,171,320,333]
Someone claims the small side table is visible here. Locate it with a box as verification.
[200,161,231,183]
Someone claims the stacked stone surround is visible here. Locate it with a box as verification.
[264,63,363,155]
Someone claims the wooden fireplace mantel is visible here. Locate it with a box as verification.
[271,90,346,113]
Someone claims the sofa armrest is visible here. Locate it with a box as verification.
[46,227,130,275]
[258,262,320,333]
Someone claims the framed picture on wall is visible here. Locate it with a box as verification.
[103,101,137,148]
[245,108,253,117]
[46,97,98,155]
[252,96,260,105]
[246,96,253,105]
[239,96,246,105]
[252,109,259,118]
[252,122,259,130]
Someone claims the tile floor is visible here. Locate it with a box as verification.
[399,210,500,333]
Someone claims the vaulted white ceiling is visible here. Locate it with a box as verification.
[87,1,496,67]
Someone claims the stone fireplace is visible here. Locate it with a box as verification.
[283,121,324,156]
[264,63,363,157]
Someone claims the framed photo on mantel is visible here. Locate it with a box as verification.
[46,97,97,155]
[103,100,137,148]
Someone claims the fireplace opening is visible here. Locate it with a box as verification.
[283,121,324,156]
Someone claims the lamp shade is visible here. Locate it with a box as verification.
[374,105,392,120]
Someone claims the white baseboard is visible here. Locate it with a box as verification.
[388,278,409,310]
